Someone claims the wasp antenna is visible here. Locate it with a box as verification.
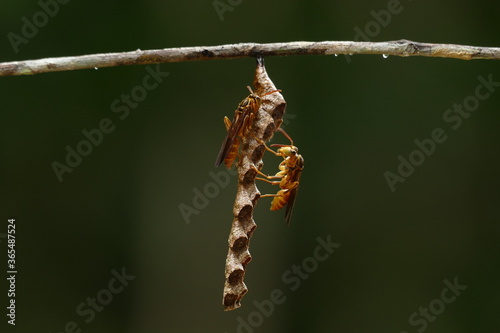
[246,85,254,94]
[270,144,292,148]
[261,89,282,97]
[276,127,294,146]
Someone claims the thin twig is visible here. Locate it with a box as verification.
[1,40,499,77]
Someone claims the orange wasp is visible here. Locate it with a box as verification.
[253,128,304,225]
[215,86,281,169]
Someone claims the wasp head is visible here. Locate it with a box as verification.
[274,145,298,157]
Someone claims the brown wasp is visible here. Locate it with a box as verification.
[253,128,304,225]
[215,86,281,168]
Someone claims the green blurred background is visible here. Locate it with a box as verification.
[1,0,499,332]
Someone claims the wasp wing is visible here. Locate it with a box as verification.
[214,111,246,167]
[284,155,304,226]
[214,95,258,167]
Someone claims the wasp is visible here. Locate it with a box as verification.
[253,128,304,225]
[215,86,281,169]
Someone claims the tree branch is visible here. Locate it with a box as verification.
[1,40,499,77]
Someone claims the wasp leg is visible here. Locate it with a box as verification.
[242,114,253,136]
[260,193,279,198]
[243,113,255,136]
[260,141,282,157]
[250,132,282,157]
[255,177,281,185]
[251,165,282,180]
[281,180,299,191]
[261,142,281,157]
[223,116,232,130]
[236,144,243,161]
